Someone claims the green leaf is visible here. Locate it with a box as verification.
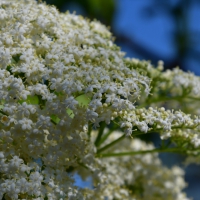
[50,114,60,125]
[75,93,91,107]
[66,108,74,118]
[18,95,39,105]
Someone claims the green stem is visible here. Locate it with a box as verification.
[87,123,92,139]
[139,95,183,108]
[96,121,198,154]
[37,95,46,109]
[78,161,90,170]
[96,147,187,158]
[0,110,7,116]
[97,129,115,147]
[186,96,200,101]
[97,134,126,154]
[95,122,106,147]
[139,95,200,108]
[96,129,157,154]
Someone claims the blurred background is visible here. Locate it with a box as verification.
[45,0,200,199]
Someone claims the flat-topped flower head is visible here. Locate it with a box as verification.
[0,0,200,199]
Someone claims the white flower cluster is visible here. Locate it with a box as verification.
[129,59,200,115]
[0,0,149,198]
[163,68,200,97]
[0,0,200,199]
[120,107,200,145]
[158,68,200,115]
[0,153,44,199]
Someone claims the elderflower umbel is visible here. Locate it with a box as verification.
[0,0,200,199]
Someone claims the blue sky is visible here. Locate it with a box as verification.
[114,0,200,74]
